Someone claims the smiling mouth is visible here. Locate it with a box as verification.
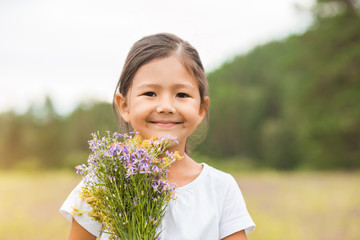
[149,121,182,127]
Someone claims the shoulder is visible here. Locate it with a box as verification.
[201,163,240,195]
[203,163,237,186]
[59,180,103,237]
[203,164,256,237]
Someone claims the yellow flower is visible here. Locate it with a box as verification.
[70,204,78,216]
[71,204,84,216]
[174,151,183,160]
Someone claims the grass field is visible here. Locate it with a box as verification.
[0,169,359,240]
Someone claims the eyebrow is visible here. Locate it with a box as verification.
[137,83,196,91]
[137,84,160,90]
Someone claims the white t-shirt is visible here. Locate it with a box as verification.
[60,163,255,239]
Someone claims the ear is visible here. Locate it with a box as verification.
[115,93,131,123]
[198,96,210,124]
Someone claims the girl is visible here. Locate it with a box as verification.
[60,33,255,240]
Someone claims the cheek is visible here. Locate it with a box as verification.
[179,102,203,124]
[130,100,153,117]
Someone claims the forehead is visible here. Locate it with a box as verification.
[131,55,198,89]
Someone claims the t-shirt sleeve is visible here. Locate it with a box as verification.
[219,175,255,239]
[59,180,102,237]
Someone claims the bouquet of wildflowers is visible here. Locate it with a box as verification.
[73,131,181,240]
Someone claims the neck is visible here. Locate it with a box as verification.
[166,141,190,168]
[166,152,203,188]
[163,139,202,184]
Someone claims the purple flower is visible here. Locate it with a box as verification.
[113,165,118,171]
[165,150,174,158]
[149,216,158,225]
[75,164,86,175]
[152,181,159,192]
[112,132,123,138]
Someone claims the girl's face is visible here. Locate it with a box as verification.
[116,55,209,153]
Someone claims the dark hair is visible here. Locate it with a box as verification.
[112,33,209,154]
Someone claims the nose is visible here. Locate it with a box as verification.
[156,96,176,114]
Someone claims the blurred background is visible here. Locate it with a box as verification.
[0,0,359,239]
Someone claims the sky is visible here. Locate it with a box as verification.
[0,0,314,115]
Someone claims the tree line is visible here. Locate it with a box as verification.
[1,1,359,170]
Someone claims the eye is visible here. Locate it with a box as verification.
[176,92,190,98]
[143,92,156,97]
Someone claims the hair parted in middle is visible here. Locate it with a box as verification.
[112,33,209,154]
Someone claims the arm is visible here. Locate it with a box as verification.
[67,218,97,240]
[222,230,247,240]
